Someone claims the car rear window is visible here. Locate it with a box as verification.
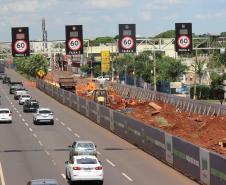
[76,158,97,164]
[39,110,51,114]
[0,110,10,114]
[77,143,94,149]
[22,95,30,98]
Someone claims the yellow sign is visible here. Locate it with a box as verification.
[101,50,110,73]
[37,69,46,78]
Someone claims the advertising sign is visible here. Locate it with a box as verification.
[119,24,136,53]
[11,27,30,57]
[101,50,110,73]
[66,25,83,55]
[175,23,192,53]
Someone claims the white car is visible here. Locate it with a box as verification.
[14,89,27,100]
[65,155,103,184]
[33,108,54,125]
[93,76,109,83]
[0,108,12,123]
[19,94,31,105]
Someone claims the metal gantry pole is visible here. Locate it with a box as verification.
[193,49,198,100]
[153,50,157,91]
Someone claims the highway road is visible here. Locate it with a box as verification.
[0,68,199,185]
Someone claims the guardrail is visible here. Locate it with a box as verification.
[37,79,226,185]
[107,82,226,116]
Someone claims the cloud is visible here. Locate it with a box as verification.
[0,0,57,14]
[140,11,153,21]
[84,0,130,9]
[195,11,226,20]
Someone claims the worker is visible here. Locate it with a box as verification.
[125,92,130,108]
[121,98,126,109]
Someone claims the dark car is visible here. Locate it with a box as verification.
[0,73,6,80]
[3,76,11,84]
[27,179,59,185]
[23,99,39,112]
[9,82,23,94]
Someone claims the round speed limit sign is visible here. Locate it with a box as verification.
[68,38,82,51]
[121,36,135,50]
[177,35,190,49]
[14,40,28,53]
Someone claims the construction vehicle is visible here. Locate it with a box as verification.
[93,89,108,105]
[58,77,77,93]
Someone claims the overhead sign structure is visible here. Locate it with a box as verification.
[175,23,192,53]
[11,27,30,57]
[118,24,136,53]
[66,25,83,55]
[101,50,110,73]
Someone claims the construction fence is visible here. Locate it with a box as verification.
[37,78,226,185]
[107,82,226,116]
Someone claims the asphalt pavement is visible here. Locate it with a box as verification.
[0,68,199,185]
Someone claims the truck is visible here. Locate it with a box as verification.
[58,77,77,93]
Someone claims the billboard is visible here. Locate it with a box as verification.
[118,24,136,53]
[66,25,83,55]
[11,27,30,57]
[175,23,192,53]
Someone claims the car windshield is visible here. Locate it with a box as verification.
[39,110,51,114]
[31,102,39,107]
[76,143,94,149]
[76,158,97,164]
[0,110,9,114]
[22,95,30,98]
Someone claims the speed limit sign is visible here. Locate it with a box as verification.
[14,40,28,53]
[177,36,190,49]
[68,38,82,51]
[121,36,135,50]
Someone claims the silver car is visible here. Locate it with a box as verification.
[33,108,54,125]
[68,140,97,158]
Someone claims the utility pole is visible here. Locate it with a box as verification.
[153,50,157,91]
[193,49,198,100]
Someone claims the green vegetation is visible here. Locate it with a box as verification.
[14,54,48,79]
[154,30,175,38]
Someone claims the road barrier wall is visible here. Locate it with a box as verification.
[37,79,226,185]
[108,83,226,116]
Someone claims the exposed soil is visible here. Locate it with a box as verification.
[44,70,226,155]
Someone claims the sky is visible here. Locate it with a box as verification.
[0,0,226,41]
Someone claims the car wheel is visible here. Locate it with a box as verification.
[66,169,70,180]
[51,120,54,125]
[33,119,36,125]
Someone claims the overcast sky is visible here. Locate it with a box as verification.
[0,0,226,41]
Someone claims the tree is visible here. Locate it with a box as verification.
[154,30,175,38]
[80,64,90,73]
[157,56,187,82]
[191,59,206,84]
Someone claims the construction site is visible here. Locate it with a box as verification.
[43,70,226,156]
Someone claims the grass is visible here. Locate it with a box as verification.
[154,116,171,127]
[17,70,36,81]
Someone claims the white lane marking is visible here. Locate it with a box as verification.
[10,102,12,105]
[38,140,43,146]
[16,111,19,114]
[33,133,37,138]
[60,121,65,126]
[45,151,50,156]
[74,133,80,138]
[25,122,29,127]
[29,128,33,132]
[97,151,101,155]
[67,127,72,132]
[12,104,14,107]
[22,118,25,122]
[61,174,66,180]
[14,108,16,111]
[106,159,116,167]
[19,114,22,117]
[56,118,59,121]
[122,172,133,182]
[0,161,6,185]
